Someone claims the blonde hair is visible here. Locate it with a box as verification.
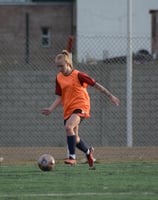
[55,50,73,69]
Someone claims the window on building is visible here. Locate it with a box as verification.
[41,27,51,48]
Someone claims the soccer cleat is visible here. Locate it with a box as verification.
[64,158,76,165]
[86,147,94,167]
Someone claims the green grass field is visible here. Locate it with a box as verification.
[0,162,158,200]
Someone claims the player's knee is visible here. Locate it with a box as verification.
[65,124,73,134]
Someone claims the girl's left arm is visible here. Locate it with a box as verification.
[93,82,120,106]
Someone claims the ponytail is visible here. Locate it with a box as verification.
[62,50,69,57]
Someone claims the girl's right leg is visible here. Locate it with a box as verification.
[64,114,80,165]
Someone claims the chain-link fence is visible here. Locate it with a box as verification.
[0,34,158,163]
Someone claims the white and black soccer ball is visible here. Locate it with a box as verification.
[38,154,55,171]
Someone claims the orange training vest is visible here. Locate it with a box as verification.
[57,69,90,119]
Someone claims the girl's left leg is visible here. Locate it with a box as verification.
[74,125,94,167]
[74,125,89,154]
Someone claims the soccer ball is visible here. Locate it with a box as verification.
[38,154,55,171]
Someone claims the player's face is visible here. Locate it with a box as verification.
[57,63,66,72]
[56,62,70,75]
[56,62,72,76]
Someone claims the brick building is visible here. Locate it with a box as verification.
[0,0,76,66]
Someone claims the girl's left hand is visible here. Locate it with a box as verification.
[110,95,120,106]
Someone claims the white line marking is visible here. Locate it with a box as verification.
[0,192,156,198]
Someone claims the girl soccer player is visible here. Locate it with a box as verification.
[42,50,120,167]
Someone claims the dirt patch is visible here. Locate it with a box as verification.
[0,146,158,164]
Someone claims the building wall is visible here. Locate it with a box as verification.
[0,4,74,66]
[150,10,158,58]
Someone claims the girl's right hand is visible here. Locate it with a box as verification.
[41,108,52,116]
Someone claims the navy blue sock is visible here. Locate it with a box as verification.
[67,135,76,159]
[76,138,88,154]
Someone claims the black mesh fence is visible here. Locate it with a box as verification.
[0,34,158,162]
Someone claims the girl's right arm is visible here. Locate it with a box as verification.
[42,96,62,116]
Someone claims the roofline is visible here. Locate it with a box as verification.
[0,2,72,6]
[149,10,158,14]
